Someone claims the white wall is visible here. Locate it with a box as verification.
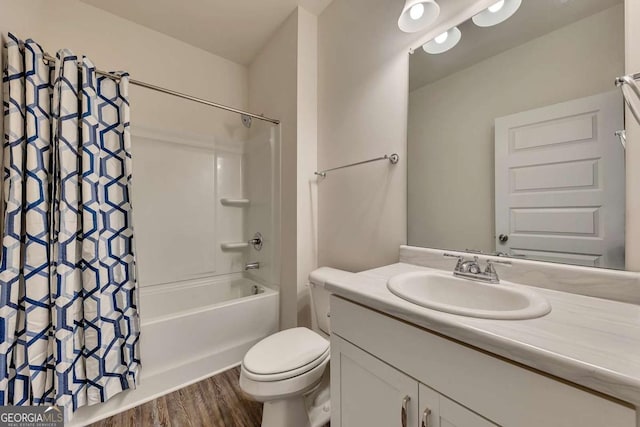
[249,9,298,329]
[317,0,410,272]
[249,8,319,329]
[317,0,496,272]
[296,8,319,327]
[0,0,247,136]
[407,6,624,253]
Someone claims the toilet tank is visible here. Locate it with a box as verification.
[309,267,352,336]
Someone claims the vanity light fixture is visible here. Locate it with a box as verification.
[422,26,461,54]
[472,0,522,27]
[398,0,440,33]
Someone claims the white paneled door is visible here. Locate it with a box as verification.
[495,91,625,269]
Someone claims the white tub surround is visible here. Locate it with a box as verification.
[325,263,640,408]
[68,275,279,426]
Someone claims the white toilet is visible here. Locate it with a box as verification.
[239,267,350,427]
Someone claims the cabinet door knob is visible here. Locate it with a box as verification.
[498,234,509,243]
[401,395,410,427]
[422,407,432,427]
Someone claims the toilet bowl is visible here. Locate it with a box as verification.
[239,267,351,427]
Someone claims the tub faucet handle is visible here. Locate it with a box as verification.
[249,232,263,251]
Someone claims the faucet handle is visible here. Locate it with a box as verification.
[487,259,512,266]
[443,252,464,259]
[484,258,511,274]
[444,253,465,272]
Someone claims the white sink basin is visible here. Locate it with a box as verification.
[387,271,551,320]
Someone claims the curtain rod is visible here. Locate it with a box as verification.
[42,53,280,125]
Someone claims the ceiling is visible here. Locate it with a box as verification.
[80,0,334,65]
[410,0,623,91]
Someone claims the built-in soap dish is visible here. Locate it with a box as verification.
[221,242,250,251]
[220,198,250,207]
[220,233,263,251]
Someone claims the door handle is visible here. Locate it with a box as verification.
[422,407,432,427]
[498,234,509,243]
[401,395,410,427]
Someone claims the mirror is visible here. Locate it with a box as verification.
[407,0,626,269]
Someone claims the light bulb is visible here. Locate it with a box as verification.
[423,26,461,54]
[434,31,448,44]
[488,0,505,13]
[409,3,425,20]
[472,0,521,27]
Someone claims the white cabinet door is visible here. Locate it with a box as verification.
[419,384,497,427]
[331,335,419,427]
[494,90,625,269]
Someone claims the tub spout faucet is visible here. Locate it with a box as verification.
[245,262,260,270]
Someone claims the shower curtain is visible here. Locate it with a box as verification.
[0,33,140,416]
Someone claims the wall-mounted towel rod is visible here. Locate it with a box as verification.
[315,153,399,178]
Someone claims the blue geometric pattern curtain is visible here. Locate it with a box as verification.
[0,33,140,417]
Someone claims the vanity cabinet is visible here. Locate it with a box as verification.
[330,296,637,427]
[332,335,496,427]
[331,336,419,426]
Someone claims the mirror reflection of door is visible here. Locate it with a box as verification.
[494,91,625,269]
[406,0,627,270]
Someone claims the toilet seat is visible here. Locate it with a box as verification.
[243,347,330,382]
[242,327,330,382]
[239,353,330,402]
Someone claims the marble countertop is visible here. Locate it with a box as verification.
[325,262,640,407]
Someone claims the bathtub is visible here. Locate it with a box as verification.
[69,273,279,426]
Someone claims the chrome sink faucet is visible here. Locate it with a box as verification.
[444,253,511,284]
